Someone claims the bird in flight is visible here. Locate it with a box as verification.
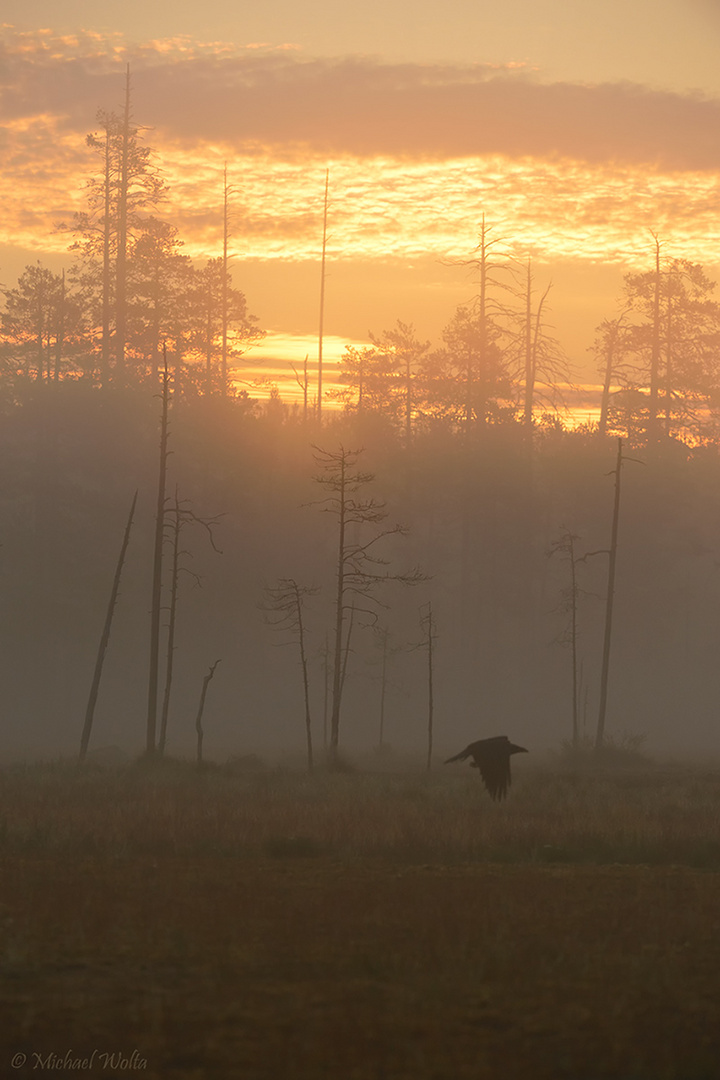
[444,735,528,801]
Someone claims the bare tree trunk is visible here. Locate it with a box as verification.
[146,348,171,757]
[115,65,131,379]
[317,168,329,422]
[329,451,346,761]
[294,589,314,772]
[648,234,662,443]
[472,213,489,428]
[596,438,624,750]
[35,275,45,381]
[158,489,180,758]
[195,660,221,768]
[101,120,112,389]
[664,290,674,437]
[322,632,329,752]
[205,277,213,395]
[523,259,533,429]
[54,270,65,382]
[340,604,355,702]
[221,163,229,396]
[79,491,138,762]
[598,325,617,438]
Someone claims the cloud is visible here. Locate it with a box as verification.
[2,26,720,169]
[3,27,720,278]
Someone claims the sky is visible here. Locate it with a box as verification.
[2,1,720,384]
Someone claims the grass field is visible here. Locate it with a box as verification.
[1,758,720,1079]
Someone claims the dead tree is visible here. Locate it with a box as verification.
[596,440,623,751]
[548,527,587,752]
[317,168,329,421]
[262,579,319,771]
[195,660,221,768]
[291,355,310,422]
[146,347,171,757]
[79,490,138,762]
[310,445,425,763]
[157,491,222,758]
[580,439,642,750]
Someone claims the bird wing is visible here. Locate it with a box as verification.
[444,744,474,764]
[471,746,511,802]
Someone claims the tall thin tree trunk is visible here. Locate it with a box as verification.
[115,65,131,379]
[664,288,674,436]
[598,324,618,438]
[195,660,221,768]
[79,491,138,762]
[294,589,314,772]
[596,438,624,751]
[158,489,180,758]
[54,270,65,382]
[146,348,171,757]
[340,604,355,702]
[35,275,44,382]
[329,450,346,761]
[221,162,229,396]
[523,259,533,429]
[322,632,329,752]
[317,168,329,422]
[205,277,213,395]
[648,234,662,443]
[101,121,112,389]
[473,213,489,429]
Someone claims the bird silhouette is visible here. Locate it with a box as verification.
[444,736,528,801]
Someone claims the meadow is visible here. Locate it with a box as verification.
[1,755,720,1079]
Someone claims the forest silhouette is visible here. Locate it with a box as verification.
[2,76,720,763]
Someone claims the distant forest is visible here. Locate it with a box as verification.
[2,79,720,763]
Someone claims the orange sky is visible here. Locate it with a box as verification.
[2,19,720,386]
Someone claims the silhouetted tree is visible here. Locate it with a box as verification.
[158,489,223,758]
[195,660,221,768]
[66,75,166,385]
[79,490,138,762]
[368,321,430,445]
[146,351,171,756]
[311,445,424,762]
[1,263,80,382]
[262,578,318,771]
[186,258,264,396]
[548,527,585,751]
[512,259,569,430]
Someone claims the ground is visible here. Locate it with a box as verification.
[1,761,719,1079]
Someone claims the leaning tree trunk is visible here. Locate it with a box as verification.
[596,438,623,751]
[195,660,221,768]
[158,490,181,758]
[146,350,171,757]
[79,491,138,762]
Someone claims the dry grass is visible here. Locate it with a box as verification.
[1,760,720,1079]
[1,757,720,866]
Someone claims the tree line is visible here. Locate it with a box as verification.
[2,73,720,448]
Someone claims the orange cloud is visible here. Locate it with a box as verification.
[2,26,720,275]
[4,26,720,168]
